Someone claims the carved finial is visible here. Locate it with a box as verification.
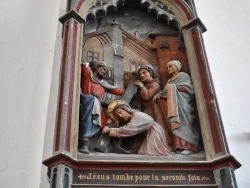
[111,19,121,27]
[134,30,140,38]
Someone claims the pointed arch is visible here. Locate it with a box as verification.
[43,2,241,187]
[75,0,196,28]
[73,0,222,159]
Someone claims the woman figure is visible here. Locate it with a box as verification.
[154,60,199,155]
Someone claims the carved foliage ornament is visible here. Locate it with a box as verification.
[86,0,178,24]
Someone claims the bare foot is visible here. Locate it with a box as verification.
[180,150,194,155]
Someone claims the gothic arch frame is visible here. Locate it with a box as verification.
[42,1,241,187]
[55,0,229,159]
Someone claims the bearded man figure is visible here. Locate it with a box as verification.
[79,61,124,154]
[102,100,171,156]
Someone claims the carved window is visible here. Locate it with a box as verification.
[87,51,99,62]
[129,60,138,72]
[106,67,113,78]
[51,167,58,188]
[104,67,114,84]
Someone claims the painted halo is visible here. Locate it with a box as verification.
[107,100,130,121]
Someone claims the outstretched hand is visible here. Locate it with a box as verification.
[106,118,112,124]
[134,80,144,88]
[102,126,110,133]
[83,62,89,67]
[153,93,161,103]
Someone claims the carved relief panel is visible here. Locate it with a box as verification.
[43,1,241,187]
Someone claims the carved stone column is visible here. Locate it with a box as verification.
[54,10,84,156]
[181,18,239,187]
[46,10,84,188]
[50,164,73,188]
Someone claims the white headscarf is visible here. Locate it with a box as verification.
[167,60,182,71]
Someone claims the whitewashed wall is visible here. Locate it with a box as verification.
[0,0,249,188]
[196,1,250,188]
[0,0,62,187]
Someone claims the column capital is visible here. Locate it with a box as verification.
[181,17,207,33]
[59,10,85,24]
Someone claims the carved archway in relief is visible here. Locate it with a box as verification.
[76,0,199,91]
[77,0,194,84]
[50,0,234,162]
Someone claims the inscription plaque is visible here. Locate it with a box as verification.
[73,169,216,187]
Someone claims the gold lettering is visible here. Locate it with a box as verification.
[112,174,134,181]
[92,173,96,180]
[96,174,106,180]
[106,175,110,180]
[78,174,86,180]
[87,173,92,180]
[126,173,133,181]
[135,175,150,183]
[152,174,159,180]
[201,176,209,181]
[161,174,186,181]
[78,172,203,183]
[188,174,201,182]
[119,174,126,180]
[78,173,112,181]
[180,174,186,181]
[188,174,192,182]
